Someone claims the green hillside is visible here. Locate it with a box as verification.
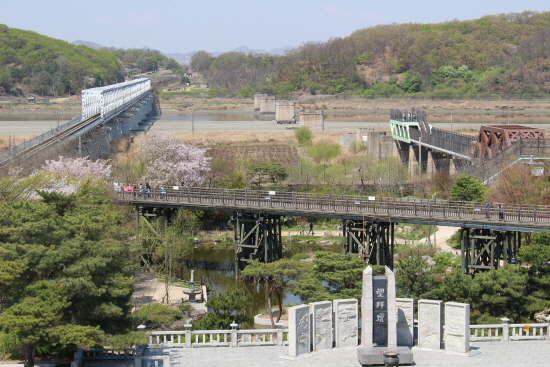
[0,24,183,97]
[195,11,550,98]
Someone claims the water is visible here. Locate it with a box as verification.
[179,239,341,328]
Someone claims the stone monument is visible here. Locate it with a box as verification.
[357,266,413,365]
[417,300,443,350]
[288,304,311,357]
[444,302,470,353]
[333,299,358,348]
[310,301,333,351]
[396,298,415,346]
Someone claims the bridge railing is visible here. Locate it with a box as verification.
[0,115,83,164]
[116,186,550,225]
[409,126,475,158]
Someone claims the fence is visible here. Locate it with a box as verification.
[148,322,288,348]
[116,186,550,228]
[470,317,550,342]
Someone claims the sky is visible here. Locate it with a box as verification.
[1,1,549,54]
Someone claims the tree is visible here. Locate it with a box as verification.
[192,289,249,330]
[450,174,488,202]
[241,259,311,327]
[139,132,210,187]
[294,126,313,146]
[0,179,134,367]
[518,232,550,318]
[401,71,423,92]
[190,51,214,74]
[293,251,365,302]
[41,156,112,181]
[395,255,436,299]
[246,162,288,189]
[306,143,341,164]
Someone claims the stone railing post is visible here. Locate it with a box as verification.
[184,323,192,348]
[276,322,283,346]
[501,318,510,342]
[230,321,239,347]
[546,316,550,341]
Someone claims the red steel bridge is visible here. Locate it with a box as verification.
[117,187,550,274]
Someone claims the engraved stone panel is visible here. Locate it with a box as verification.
[417,300,443,349]
[333,299,358,347]
[444,302,470,353]
[310,301,333,351]
[288,305,311,356]
[396,298,415,346]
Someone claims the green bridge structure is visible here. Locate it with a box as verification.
[389,108,550,184]
[117,187,550,275]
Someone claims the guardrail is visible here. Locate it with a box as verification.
[148,323,288,348]
[116,186,550,227]
[470,317,550,342]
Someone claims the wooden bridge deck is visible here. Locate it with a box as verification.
[117,188,550,232]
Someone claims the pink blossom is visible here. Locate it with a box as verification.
[41,156,112,181]
[139,132,210,187]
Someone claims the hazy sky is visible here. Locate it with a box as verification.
[1,1,548,54]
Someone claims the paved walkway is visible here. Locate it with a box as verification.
[138,340,550,367]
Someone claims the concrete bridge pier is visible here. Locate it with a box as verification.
[343,220,394,269]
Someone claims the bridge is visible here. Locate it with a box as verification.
[0,78,155,169]
[117,187,550,275]
[389,108,550,183]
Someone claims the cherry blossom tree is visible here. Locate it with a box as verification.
[139,132,210,187]
[41,156,112,181]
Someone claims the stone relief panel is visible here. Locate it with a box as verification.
[311,301,333,350]
[334,299,358,347]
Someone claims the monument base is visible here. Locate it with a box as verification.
[357,346,414,366]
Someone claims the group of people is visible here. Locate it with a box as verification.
[485,201,505,222]
[137,183,166,199]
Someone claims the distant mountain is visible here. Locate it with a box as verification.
[71,40,102,49]
[165,45,295,65]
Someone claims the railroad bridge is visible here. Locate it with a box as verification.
[390,109,550,183]
[0,78,155,169]
[117,187,550,275]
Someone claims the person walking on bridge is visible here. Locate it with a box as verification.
[485,201,490,219]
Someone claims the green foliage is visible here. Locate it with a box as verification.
[246,161,288,189]
[395,255,436,299]
[107,332,148,353]
[306,143,341,164]
[192,289,249,330]
[401,71,423,93]
[0,178,135,365]
[450,174,488,202]
[293,251,364,303]
[518,232,550,315]
[0,331,25,359]
[294,126,313,146]
[133,303,182,329]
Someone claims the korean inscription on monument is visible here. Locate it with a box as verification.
[373,276,388,345]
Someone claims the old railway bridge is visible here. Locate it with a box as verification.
[117,187,550,274]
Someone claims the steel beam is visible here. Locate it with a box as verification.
[343,219,394,269]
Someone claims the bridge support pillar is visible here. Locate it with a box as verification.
[233,212,283,272]
[343,220,394,269]
[460,228,521,274]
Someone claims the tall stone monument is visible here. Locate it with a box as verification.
[357,266,413,365]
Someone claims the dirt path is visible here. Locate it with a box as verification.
[131,272,194,307]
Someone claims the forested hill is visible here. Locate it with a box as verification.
[0,24,182,97]
[196,11,550,98]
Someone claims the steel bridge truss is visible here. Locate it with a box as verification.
[460,228,522,274]
[343,220,395,269]
[233,213,283,270]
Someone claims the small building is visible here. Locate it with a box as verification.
[27,94,35,104]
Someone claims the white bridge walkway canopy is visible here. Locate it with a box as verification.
[82,78,151,120]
